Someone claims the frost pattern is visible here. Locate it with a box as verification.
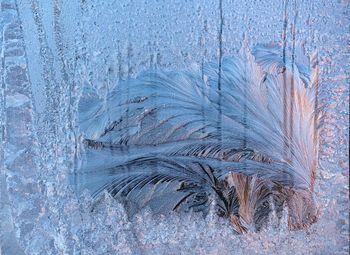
[1,0,349,254]
[78,44,319,233]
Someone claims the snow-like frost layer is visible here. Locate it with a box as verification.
[1,0,348,254]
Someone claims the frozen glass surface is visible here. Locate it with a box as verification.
[1,0,349,254]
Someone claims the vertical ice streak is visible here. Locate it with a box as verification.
[1,0,37,252]
[281,0,293,190]
[281,0,288,153]
[217,0,223,146]
[289,0,297,164]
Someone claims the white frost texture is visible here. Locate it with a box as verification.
[1,0,349,254]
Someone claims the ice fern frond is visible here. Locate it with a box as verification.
[77,44,319,232]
